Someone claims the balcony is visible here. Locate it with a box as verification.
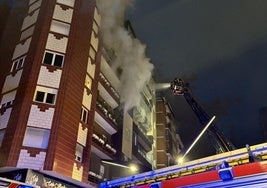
[91,133,117,160]
[141,92,153,110]
[132,145,152,170]
[95,111,117,135]
[95,98,120,135]
[133,107,152,132]
[92,133,117,154]
[99,73,120,103]
[133,124,153,152]
[100,52,120,89]
[98,82,119,111]
[88,171,103,185]
[99,55,120,102]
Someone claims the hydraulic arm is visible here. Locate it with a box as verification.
[170,78,235,153]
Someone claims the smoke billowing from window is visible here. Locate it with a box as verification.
[97,0,154,113]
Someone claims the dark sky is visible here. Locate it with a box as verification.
[127,0,267,160]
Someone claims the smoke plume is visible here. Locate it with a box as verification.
[96,0,154,113]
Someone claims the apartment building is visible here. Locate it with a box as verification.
[89,20,156,182]
[0,0,155,186]
[0,0,101,187]
[156,97,183,169]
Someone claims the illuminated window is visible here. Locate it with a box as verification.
[85,74,92,89]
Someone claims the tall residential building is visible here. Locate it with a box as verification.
[90,20,156,181]
[0,0,102,187]
[88,48,121,183]
[156,96,183,169]
[0,1,155,186]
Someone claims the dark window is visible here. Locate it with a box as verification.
[11,57,25,72]
[35,91,45,102]
[11,61,18,72]
[46,93,55,104]
[43,52,53,65]
[18,58,24,68]
[82,110,87,123]
[54,54,63,67]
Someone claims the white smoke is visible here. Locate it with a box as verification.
[97,0,154,113]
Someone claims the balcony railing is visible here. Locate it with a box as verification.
[96,99,118,126]
[134,125,153,153]
[88,171,103,184]
[99,72,120,100]
[92,133,117,154]
[132,145,153,169]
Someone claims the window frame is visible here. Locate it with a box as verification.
[34,91,56,105]
[11,56,25,72]
[43,50,64,68]
[22,127,50,149]
[80,106,89,124]
[75,143,84,163]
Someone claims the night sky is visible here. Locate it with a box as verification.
[127,0,267,160]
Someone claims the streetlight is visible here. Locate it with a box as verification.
[129,164,138,172]
[177,157,184,164]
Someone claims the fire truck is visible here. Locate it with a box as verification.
[99,142,267,187]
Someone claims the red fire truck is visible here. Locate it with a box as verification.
[100,142,267,188]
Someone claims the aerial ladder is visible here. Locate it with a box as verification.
[170,78,236,153]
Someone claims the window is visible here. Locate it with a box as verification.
[46,93,55,104]
[34,91,56,104]
[43,52,53,64]
[92,21,99,35]
[6,101,12,106]
[11,61,18,72]
[23,127,50,149]
[99,165,105,176]
[0,130,5,147]
[43,51,64,67]
[89,46,96,60]
[18,58,24,68]
[50,20,70,36]
[35,91,45,102]
[54,55,64,67]
[1,103,6,109]
[80,107,88,123]
[85,74,92,89]
[75,143,83,162]
[11,56,25,72]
